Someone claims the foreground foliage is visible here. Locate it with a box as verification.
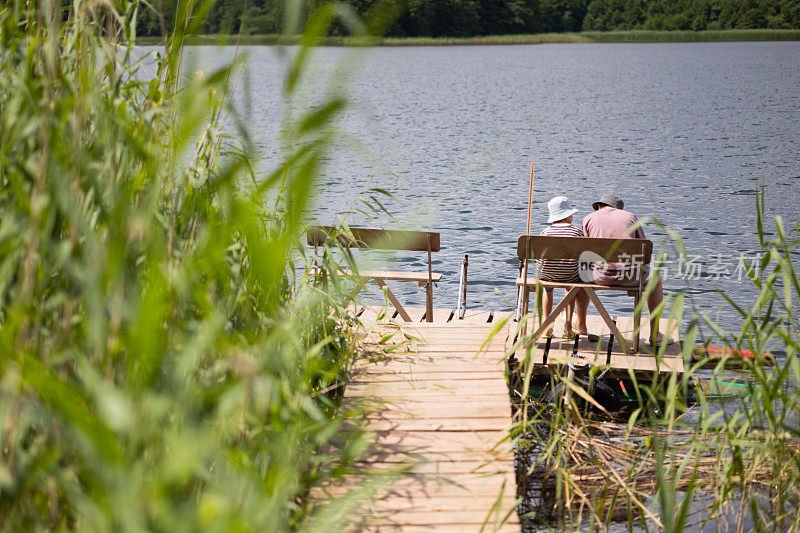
[0,0,370,530]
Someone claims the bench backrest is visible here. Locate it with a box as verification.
[307,226,440,252]
[517,235,652,264]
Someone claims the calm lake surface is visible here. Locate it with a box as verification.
[177,42,800,335]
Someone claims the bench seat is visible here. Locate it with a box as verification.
[358,270,442,284]
[311,268,442,284]
[516,235,653,354]
[516,278,639,297]
[308,226,442,322]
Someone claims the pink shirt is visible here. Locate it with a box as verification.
[581,207,646,285]
[582,207,645,240]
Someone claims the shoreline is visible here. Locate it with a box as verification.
[138,29,800,46]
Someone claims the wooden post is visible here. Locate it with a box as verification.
[521,238,530,335]
[633,242,645,354]
[606,316,616,366]
[458,254,468,319]
[425,234,433,322]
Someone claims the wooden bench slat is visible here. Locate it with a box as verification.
[310,268,441,283]
[359,270,442,282]
[517,235,652,263]
[308,226,441,252]
[515,277,636,291]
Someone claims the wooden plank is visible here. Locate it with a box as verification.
[404,326,505,335]
[351,371,509,382]
[356,449,515,463]
[343,392,512,403]
[380,321,504,330]
[358,514,517,530]
[358,520,519,533]
[307,226,441,252]
[517,234,652,263]
[361,492,515,509]
[357,270,443,282]
[365,418,512,432]
[543,348,684,373]
[331,473,516,494]
[353,362,505,374]
[342,400,513,413]
[354,355,508,366]
[346,381,510,395]
[352,381,509,391]
[368,429,511,448]
[409,340,505,350]
[361,349,507,359]
[507,312,683,356]
[387,336,504,347]
[359,459,511,475]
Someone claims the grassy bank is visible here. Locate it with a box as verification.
[138,28,800,46]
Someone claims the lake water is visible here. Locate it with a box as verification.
[178,42,800,335]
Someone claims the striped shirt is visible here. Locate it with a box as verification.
[537,223,583,282]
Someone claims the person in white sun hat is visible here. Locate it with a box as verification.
[536,196,589,337]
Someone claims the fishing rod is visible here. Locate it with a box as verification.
[515,160,534,321]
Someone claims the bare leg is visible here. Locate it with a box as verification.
[572,289,589,334]
[563,288,574,336]
[542,289,554,335]
[647,280,664,344]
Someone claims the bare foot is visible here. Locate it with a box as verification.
[571,322,588,335]
[649,333,675,346]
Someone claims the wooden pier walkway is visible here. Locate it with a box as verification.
[339,306,520,532]
[326,304,683,531]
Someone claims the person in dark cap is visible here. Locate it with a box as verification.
[591,193,625,211]
[581,194,672,346]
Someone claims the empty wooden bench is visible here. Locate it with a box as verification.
[307,226,442,322]
[517,235,653,354]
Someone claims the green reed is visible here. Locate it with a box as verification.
[510,187,800,530]
[0,0,385,530]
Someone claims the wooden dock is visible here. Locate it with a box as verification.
[324,304,683,531]
[336,306,520,532]
[508,313,684,375]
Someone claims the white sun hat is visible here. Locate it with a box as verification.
[546,196,578,223]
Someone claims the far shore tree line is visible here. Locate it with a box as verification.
[134,0,800,38]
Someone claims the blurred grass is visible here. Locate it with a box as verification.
[138,28,800,46]
[0,0,383,530]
